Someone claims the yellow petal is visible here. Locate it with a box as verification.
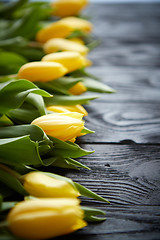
[24,172,80,198]
[18,61,67,82]
[8,198,87,239]
[43,38,88,56]
[47,104,88,116]
[51,0,88,17]
[69,82,87,95]
[31,113,84,141]
[42,51,86,73]
[60,16,92,33]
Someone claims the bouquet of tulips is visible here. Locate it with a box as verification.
[0,0,115,239]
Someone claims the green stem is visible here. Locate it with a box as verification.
[0,163,21,180]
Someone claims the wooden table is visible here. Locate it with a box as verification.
[55,3,160,240]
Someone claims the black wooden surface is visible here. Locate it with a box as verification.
[55,3,160,240]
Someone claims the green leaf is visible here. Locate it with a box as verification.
[0,79,51,115]
[48,136,93,158]
[70,68,100,81]
[0,51,27,75]
[1,202,17,212]
[0,136,42,167]
[82,206,106,222]
[65,157,90,170]
[0,115,13,127]
[0,0,28,18]
[74,182,110,203]
[0,168,27,196]
[0,124,50,142]
[45,94,98,106]
[25,93,47,116]
[83,78,116,93]
[81,127,94,135]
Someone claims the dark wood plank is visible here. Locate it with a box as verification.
[61,144,160,205]
[53,143,160,240]
[87,67,160,103]
[79,102,160,143]
[89,43,160,67]
[55,205,160,240]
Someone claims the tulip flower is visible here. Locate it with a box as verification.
[51,0,88,17]
[70,37,85,45]
[42,51,87,73]
[36,17,92,43]
[43,38,88,55]
[23,171,80,198]
[18,62,67,82]
[47,104,88,116]
[69,81,87,95]
[31,112,84,141]
[7,198,87,239]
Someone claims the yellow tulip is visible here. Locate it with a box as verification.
[18,61,67,82]
[36,21,73,43]
[69,81,87,95]
[43,38,88,56]
[23,172,80,198]
[60,17,92,33]
[70,37,85,45]
[51,0,88,17]
[47,104,88,116]
[36,17,92,43]
[8,198,87,239]
[31,112,84,141]
[42,51,86,73]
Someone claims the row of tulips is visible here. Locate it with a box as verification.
[0,0,113,239]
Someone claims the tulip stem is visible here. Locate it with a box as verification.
[0,163,21,180]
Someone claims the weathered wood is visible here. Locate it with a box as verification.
[61,144,160,205]
[79,102,160,143]
[87,67,160,103]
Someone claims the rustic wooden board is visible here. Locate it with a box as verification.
[54,144,160,240]
[87,67,160,103]
[54,3,160,240]
[78,102,160,143]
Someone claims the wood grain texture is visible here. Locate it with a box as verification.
[60,144,160,205]
[54,3,160,240]
[78,102,160,143]
[87,67,160,103]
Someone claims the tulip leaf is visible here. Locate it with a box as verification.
[66,157,90,170]
[0,79,51,115]
[81,127,94,135]
[83,78,116,93]
[48,136,93,158]
[25,93,47,116]
[46,156,79,170]
[6,104,42,124]
[74,182,110,203]
[0,201,17,212]
[45,94,98,106]
[37,77,83,96]
[0,115,13,127]
[0,183,14,199]
[70,68,100,81]
[0,124,50,143]
[82,206,106,222]
[0,168,27,196]
[0,50,27,75]
[0,136,42,167]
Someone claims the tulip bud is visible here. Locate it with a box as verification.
[42,51,87,73]
[60,17,92,33]
[69,82,87,95]
[47,104,88,116]
[36,17,92,43]
[23,172,80,198]
[18,61,67,82]
[31,112,84,141]
[70,37,85,45]
[7,198,87,239]
[43,38,88,56]
[51,0,88,17]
